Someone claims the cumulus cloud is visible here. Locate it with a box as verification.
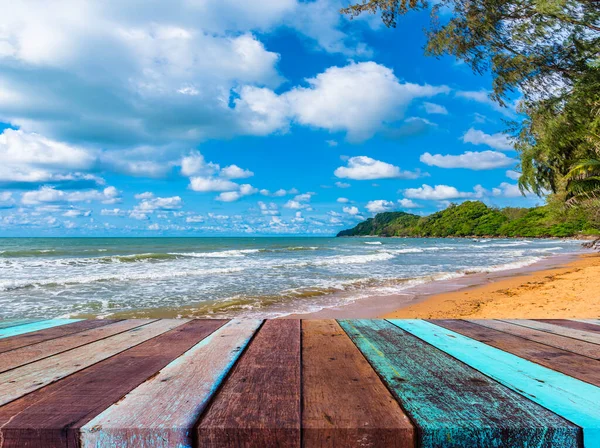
[0,129,99,185]
[220,164,254,179]
[492,182,531,198]
[398,198,421,209]
[334,156,423,180]
[423,102,448,115]
[455,90,515,116]
[236,62,450,141]
[21,186,120,205]
[0,192,15,208]
[343,205,359,215]
[420,151,514,170]
[506,170,521,180]
[188,177,239,192]
[461,128,513,151]
[258,201,279,215]
[215,184,258,202]
[335,181,350,188]
[403,184,484,201]
[337,197,349,203]
[365,200,395,213]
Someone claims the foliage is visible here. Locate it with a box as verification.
[337,200,600,237]
[342,0,600,105]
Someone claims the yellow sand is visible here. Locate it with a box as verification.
[383,253,600,319]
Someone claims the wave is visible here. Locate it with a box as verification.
[461,256,542,274]
[364,241,382,245]
[0,249,60,257]
[0,266,245,292]
[170,249,260,258]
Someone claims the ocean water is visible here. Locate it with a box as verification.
[0,237,584,319]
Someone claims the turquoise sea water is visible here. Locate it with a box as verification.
[0,237,584,319]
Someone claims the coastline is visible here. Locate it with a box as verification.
[286,251,600,319]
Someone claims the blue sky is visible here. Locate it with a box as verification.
[0,0,543,236]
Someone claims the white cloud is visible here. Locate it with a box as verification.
[0,192,15,208]
[334,156,422,180]
[326,140,338,147]
[134,192,155,200]
[258,201,279,215]
[492,182,530,198]
[101,208,125,216]
[455,90,515,116]
[186,215,204,223]
[220,165,254,179]
[423,102,448,115]
[420,151,514,170]
[180,152,219,177]
[365,200,395,213]
[343,205,359,215]
[21,186,120,205]
[403,184,484,201]
[62,209,92,217]
[398,198,421,209]
[136,196,183,212]
[0,129,98,184]
[188,177,239,192]
[337,197,349,203]
[335,181,350,188]
[506,170,521,180]
[462,128,513,151]
[215,184,257,202]
[236,62,450,141]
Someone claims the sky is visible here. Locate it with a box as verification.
[0,0,544,236]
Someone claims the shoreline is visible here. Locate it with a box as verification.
[286,252,600,319]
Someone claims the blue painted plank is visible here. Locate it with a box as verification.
[339,319,579,448]
[0,319,41,330]
[0,319,83,339]
[390,319,600,448]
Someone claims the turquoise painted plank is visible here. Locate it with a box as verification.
[338,319,579,448]
[0,319,83,339]
[390,319,600,448]
[0,319,41,330]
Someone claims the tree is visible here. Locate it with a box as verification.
[342,0,600,105]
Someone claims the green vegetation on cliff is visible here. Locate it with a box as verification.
[337,201,600,238]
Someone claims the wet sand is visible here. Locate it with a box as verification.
[289,252,600,319]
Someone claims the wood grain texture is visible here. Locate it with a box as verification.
[393,319,599,448]
[81,319,262,448]
[0,319,40,330]
[197,320,301,447]
[434,320,600,386]
[503,319,600,345]
[0,319,227,448]
[572,319,600,326]
[340,319,580,448]
[536,319,600,334]
[0,319,114,355]
[301,320,414,448]
[0,319,83,340]
[0,319,184,406]
[468,319,600,360]
[0,319,152,373]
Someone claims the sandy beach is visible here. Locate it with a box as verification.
[383,252,600,319]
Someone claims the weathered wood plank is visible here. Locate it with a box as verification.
[434,319,600,386]
[0,319,40,330]
[536,319,600,334]
[81,319,262,448]
[339,319,579,448]
[0,319,227,448]
[0,319,83,340]
[392,319,600,448]
[197,320,301,447]
[572,319,600,326]
[503,319,600,345]
[468,319,600,360]
[0,319,115,355]
[301,320,414,448]
[0,319,185,406]
[0,319,151,373]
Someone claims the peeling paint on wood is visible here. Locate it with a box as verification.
[341,319,580,448]
[80,319,262,448]
[392,319,599,448]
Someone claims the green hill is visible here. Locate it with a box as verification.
[336,201,600,238]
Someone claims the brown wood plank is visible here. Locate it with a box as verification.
[503,319,600,345]
[301,320,414,448]
[536,319,600,334]
[433,319,600,387]
[0,319,114,354]
[0,319,227,448]
[469,319,600,360]
[197,319,301,447]
[0,319,154,373]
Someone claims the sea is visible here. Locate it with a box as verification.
[0,237,585,319]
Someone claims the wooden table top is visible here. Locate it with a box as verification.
[0,318,599,447]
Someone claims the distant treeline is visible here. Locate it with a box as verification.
[337,201,600,238]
